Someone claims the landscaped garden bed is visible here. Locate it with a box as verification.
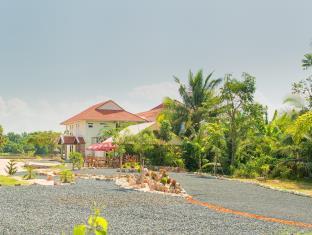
[115,169,188,197]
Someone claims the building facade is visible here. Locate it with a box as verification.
[59,100,148,158]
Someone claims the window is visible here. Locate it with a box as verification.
[100,122,110,128]
[88,123,94,128]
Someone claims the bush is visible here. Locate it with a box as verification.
[271,164,293,179]
[69,152,84,170]
[23,165,36,180]
[6,160,17,176]
[160,177,168,185]
[73,206,108,235]
[122,162,141,171]
[60,170,75,183]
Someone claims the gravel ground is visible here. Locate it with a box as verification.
[0,169,310,234]
[74,168,123,176]
[0,179,302,235]
[171,173,312,225]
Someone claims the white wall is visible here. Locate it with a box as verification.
[66,121,116,147]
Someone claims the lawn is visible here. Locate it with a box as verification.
[0,176,25,186]
[236,178,312,197]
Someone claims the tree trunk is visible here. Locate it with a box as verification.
[230,116,237,166]
[140,153,144,184]
[198,154,202,175]
[214,154,217,176]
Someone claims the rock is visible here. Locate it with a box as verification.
[47,175,54,181]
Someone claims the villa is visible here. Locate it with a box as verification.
[58,100,163,158]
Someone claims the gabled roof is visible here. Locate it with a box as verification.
[136,104,164,122]
[57,136,86,145]
[61,100,147,125]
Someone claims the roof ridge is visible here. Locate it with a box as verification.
[61,100,147,125]
[123,110,148,122]
[95,100,125,111]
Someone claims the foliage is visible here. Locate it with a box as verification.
[289,77,312,110]
[128,130,157,167]
[161,177,168,185]
[0,176,24,186]
[157,120,172,142]
[302,53,312,70]
[163,70,221,136]
[221,73,257,165]
[6,160,17,176]
[26,131,60,155]
[23,165,36,180]
[73,205,108,235]
[60,170,75,183]
[122,162,141,171]
[1,131,59,155]
[69,152,84,170]
[287,111,312,144]
[0,125,7,151]
[162,56,312,180]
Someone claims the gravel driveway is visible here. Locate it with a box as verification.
[0,170,310,234]
[171,173,312,225]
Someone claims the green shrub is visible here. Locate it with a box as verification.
[174,158,185,169]
[271,164,292,179]
[5,160,17,176]
[23,165,36,180]
[60,170,75,183]
[122,162,141,171]
[73,206,108,235]
[69,152,84,170]
[160,177,168,185]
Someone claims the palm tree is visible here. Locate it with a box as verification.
[302,53,312,70]
[164,70,222,136]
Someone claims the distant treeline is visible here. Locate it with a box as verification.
[0,130,60,156]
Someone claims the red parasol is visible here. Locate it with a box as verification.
[87,142,116,152]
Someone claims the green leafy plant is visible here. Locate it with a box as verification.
[73,205,108,235]
[60,170,75,183]
[6,160,17,176]
[160,177,168,185]
[69,152,84,170]
[23,165,36,180]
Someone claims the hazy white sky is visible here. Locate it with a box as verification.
[0,0,311,133]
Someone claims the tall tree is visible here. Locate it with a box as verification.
[0,125,6,151]
[221,73,256,165]
[163,69,222,136]
[285,53,312,110]
[27,131,60,154]
[302,53,312,70]
[290,77,312,110]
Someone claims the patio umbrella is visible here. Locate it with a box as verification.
[87,142,116,152]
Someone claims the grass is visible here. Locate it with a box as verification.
[50,163,70,172]
[236,178,312,197]
[0,176,26,186]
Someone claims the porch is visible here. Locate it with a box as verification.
[57,136,86,159]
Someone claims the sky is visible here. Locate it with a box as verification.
[0,0,311,133]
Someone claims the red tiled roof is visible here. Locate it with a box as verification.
[77,137,86,144]
[57,136,86,145]
[61,100,147,125]
[136,104,164,122]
